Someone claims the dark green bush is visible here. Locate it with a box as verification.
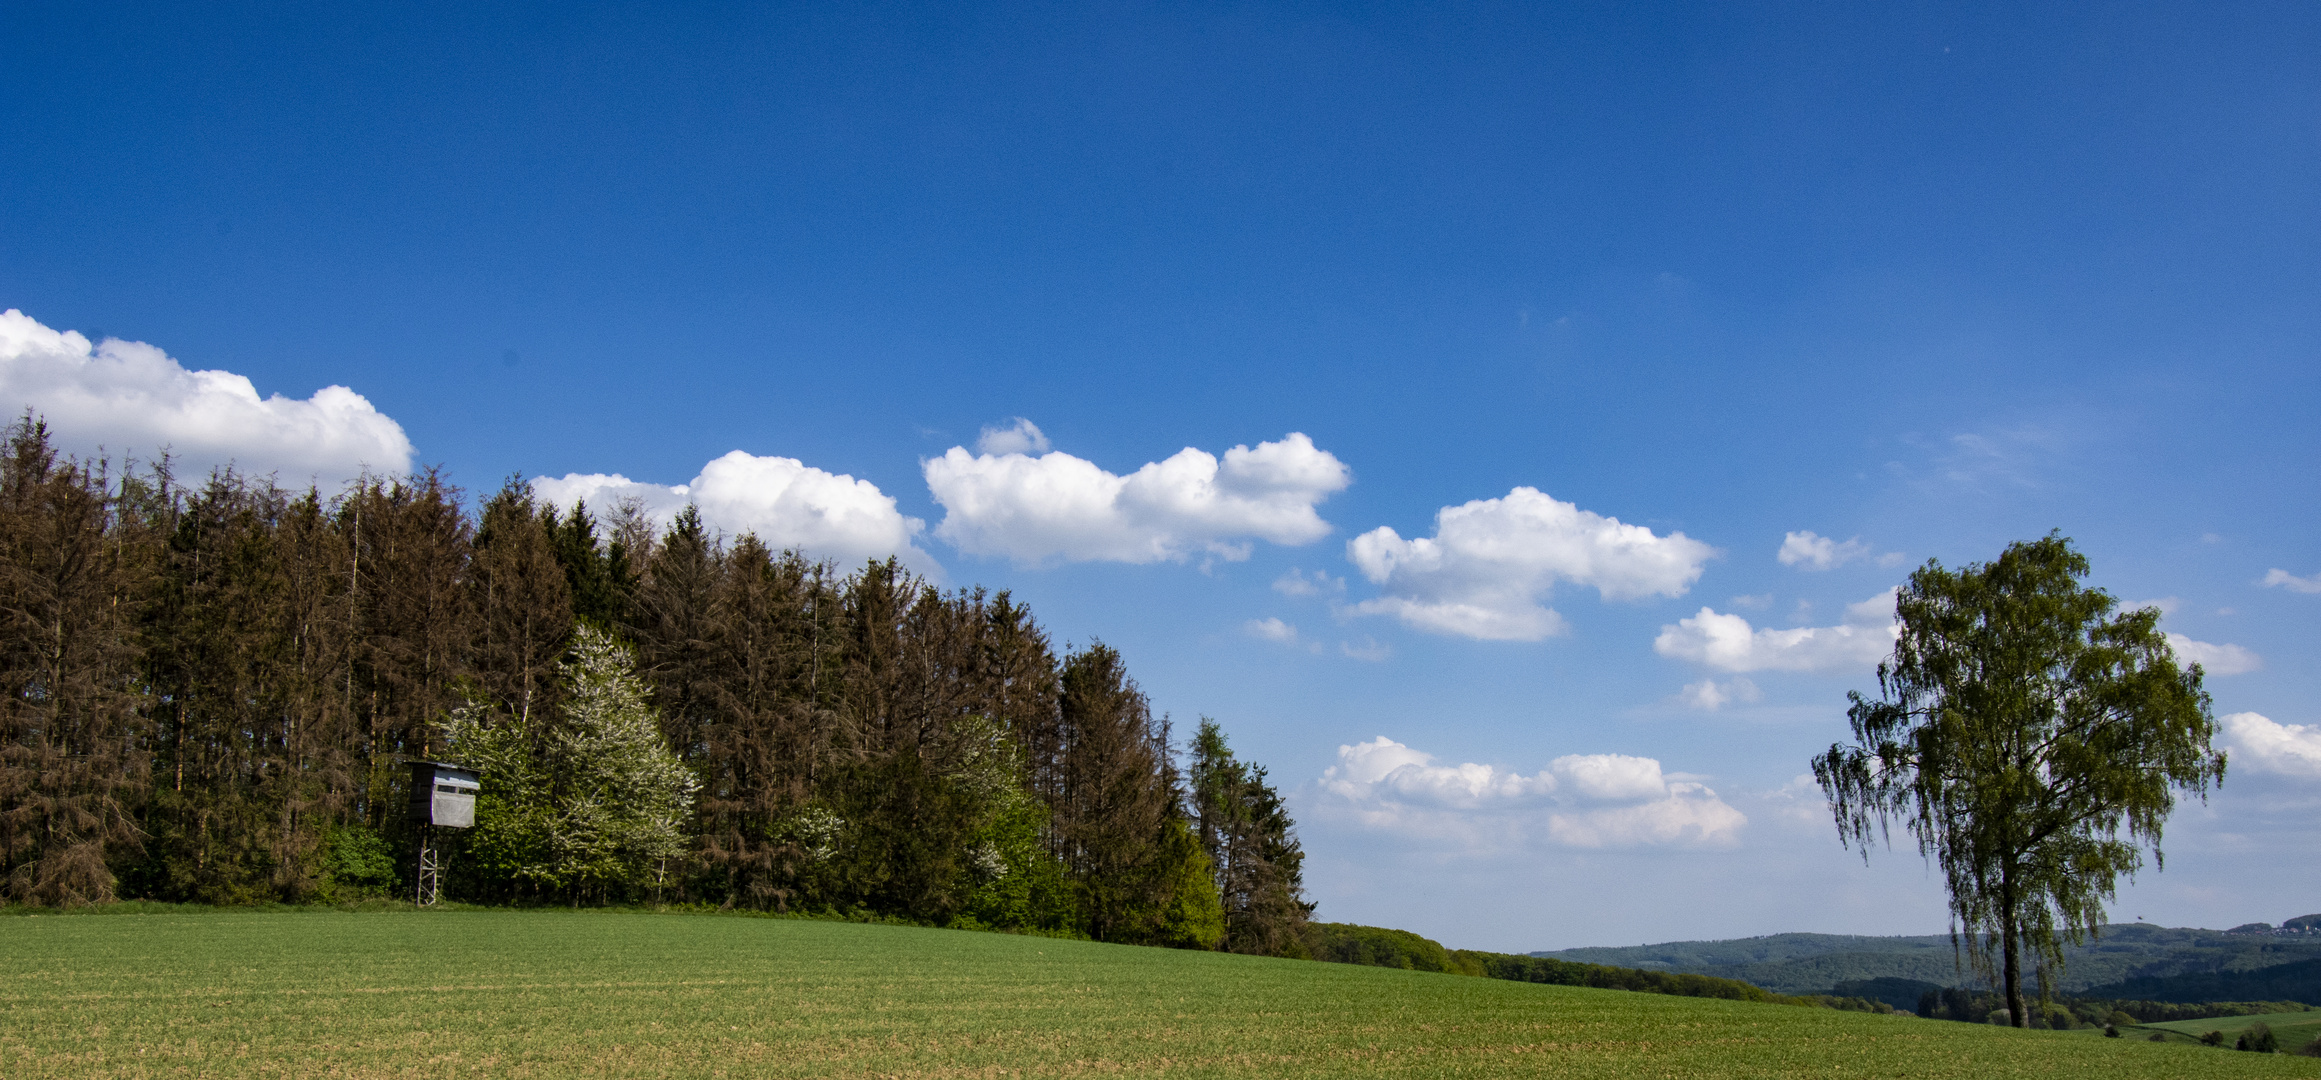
[2238,1022,2276,1052]
[2201,1030,2225,1046]
[315,826,399,902]
[1304,923,1456,972]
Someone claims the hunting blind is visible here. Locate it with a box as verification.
[408,760,478,905]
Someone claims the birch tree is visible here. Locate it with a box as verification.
[1813,534,2225,1026]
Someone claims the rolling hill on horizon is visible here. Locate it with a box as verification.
[1534,919,2321,996]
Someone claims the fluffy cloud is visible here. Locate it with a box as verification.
[1346,487,1715,641]
[923,429,1351,565]
[975,417,1051,456]
[1273,567,1344,598]
[1314,736,1745,850]
[1675,677,1762,711]
[2263,569,2321,595]
[1777,530,1903,570]
[2222,712,2321,779]
[2165,633,2262,675]
[1777,531,1869,570]
[1244,617,1301,644]
[1654,590,1898,673]
[534,451,931,569]
[0,308,413,481]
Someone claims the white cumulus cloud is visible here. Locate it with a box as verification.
[2165,633,2262,675]
[1273,567,1345,597]
[0,308,413,482]
[975,417,1051,456]
[2262,569,2321,595]
[1655,589,1898,673]
[535,451,931,570]
[1244,616,1300,644]
[1346,487,1715,641]
[1313,736,1744,850]
[1675,677,1762,711]
[2222,712,2321,779]
[922,430,1351,565]
[1777,530,1871,570]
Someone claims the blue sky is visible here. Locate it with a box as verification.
[4,1,2315,950]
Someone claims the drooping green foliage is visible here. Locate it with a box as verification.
[1814,533,2228,1027]
[0,417,1271,936]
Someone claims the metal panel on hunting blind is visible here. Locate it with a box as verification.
[409,761,479,829]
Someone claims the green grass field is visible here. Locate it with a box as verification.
[5,910,2318,1079]
[2127,1012,2321,1053]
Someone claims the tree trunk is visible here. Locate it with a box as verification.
[2002,895,2025,1027]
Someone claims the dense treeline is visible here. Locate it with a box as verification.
[1914,983,2312,1029]
[1301,923,1892,1012]
[0,420,1310,952]
[2080,957,2321,1006]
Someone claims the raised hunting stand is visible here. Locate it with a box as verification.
[407,761,478,906]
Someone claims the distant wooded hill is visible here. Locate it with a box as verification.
[1534,921,2321,996]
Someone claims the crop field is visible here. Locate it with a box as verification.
[4,910,2318,1079]
[2131,1012,2321,1052]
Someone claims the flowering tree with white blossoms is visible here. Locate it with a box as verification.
[444,625,698,902]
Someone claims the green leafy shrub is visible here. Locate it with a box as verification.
[1307,923,1456,972]
[2238,1022,2276,1052]
[2200,1030,2225,1046]
[314,825,399,902]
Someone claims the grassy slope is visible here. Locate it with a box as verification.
[2129,1012,2321,1052]
[3,910,2317,1079]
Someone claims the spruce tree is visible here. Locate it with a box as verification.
[0,420,148,904]
[1191,718,1312,956]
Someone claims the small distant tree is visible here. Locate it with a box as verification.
[1814,534,2226,1028]
[2240,1022,2277,1053]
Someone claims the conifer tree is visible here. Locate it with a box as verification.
[632,506,721,768]
[1191,718,1312,956]
[468,479,568,731]
[545,500,637,630]
[692,537,832,908]
[0,420,148,904]
[345,471,475,826]
[140,473,303,902]
[1054,643,1221,946]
